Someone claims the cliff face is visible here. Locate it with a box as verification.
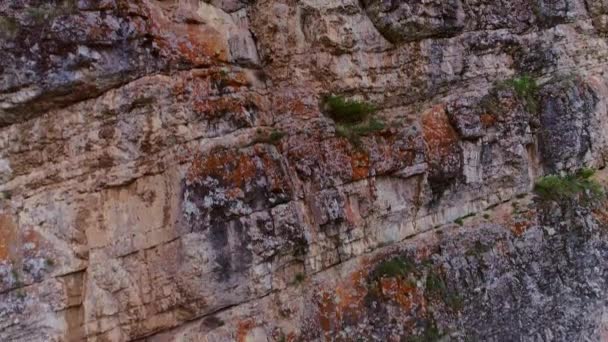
[2,0,608,341]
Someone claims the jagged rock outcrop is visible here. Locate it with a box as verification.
[2,0,608,341]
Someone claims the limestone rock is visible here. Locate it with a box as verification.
[3,0,608,341]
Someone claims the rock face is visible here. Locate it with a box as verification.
[2,0,608,341]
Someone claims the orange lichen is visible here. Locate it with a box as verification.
[510,221,530,236]
[316,262,375,335]
[350,150,370,180]
[510,209,536,236]
[260,149,289,192]
[273,96,317,117]
[146,2,223,66]
[236,319,255,342]
[187,149,257,187]
[343,196,363,226]
[0,214,17,261]
[480,113,496,127]
[421,105,459,161]
[378,277,420,311]
[193,97,245,118]
[172,81,186,97]
[318,291,335,333]
[22,229,40,247]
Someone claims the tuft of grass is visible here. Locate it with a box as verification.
[454,213,475,227]
[323,95,385,147]
[335,117,385,147]
[502,75,539,113]
[371,256,415,281]
[323,95,376,124]
[534,168,604,202]
[253,129,286,145]
[268,130,286,143]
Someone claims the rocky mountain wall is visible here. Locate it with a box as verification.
[2,0,608,341]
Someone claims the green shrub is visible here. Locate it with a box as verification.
[501,75,539,114]
[335,117,385,147]
[323,95,376,124]
[323,95,385,147]
[371,256,415,280]
[534,168,604,202]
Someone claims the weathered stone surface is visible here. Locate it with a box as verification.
[538,77,599,173]
[361,0,466,43]
[3,0,608,341]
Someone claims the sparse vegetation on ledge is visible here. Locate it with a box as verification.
[534,168,604,202]
[323,95,376,124]
[335,117,385,146]
[370,256,415,281]
[322,95,385,146]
